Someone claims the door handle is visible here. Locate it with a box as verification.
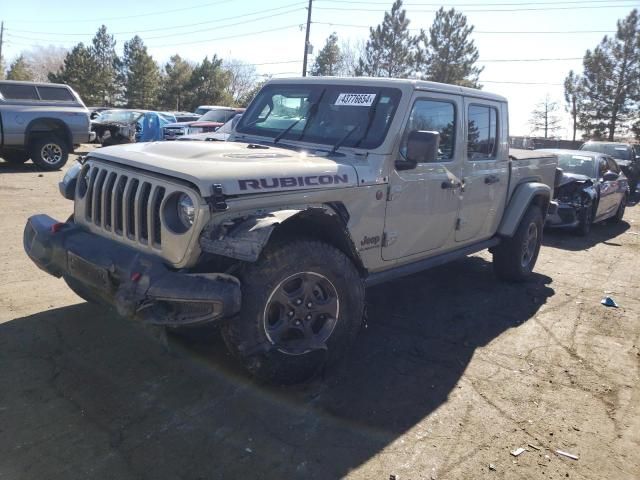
[484,175,500,185]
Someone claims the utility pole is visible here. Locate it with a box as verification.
[302,0,312,77]
[0,22,4,75]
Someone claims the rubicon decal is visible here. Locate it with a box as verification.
[238,174,350,191]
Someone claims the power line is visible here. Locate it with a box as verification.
[146,24,303,48]
[5,2,307,36]
[6,7,305,44]
[312,21,615,34]
[315,3,638,13]
[317,0,637,6]
[5,0,238,24]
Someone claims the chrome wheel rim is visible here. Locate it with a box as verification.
[40,143,63,165]
[521,222,538,268]
[263,272,339,355]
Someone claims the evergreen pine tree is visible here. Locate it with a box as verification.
[419,7,483,87]
[159,55,194,111]
[6,55,33,81]
[356,0,418,78]
[49,43,101,105]
[90,25,121,106]
[311,33,343,76]
[579,9,640,140]
[123,36,161,109]
[185,56,232,111]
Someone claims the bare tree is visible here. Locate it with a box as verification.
[530,95,562,138]
[340,39,365,76]
[22,45,69,82]
[224,59,258,105]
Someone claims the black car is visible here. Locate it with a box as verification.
[543,149,629,236]
[580,141,639,194]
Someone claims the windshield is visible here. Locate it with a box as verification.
[236,84,402,149]
[557,153,596,177]
[195,107,210,115]
[200,109,231,123]
[98,110,143,124]
[582,143,632,160]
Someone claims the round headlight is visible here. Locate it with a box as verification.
[177,193,195,228]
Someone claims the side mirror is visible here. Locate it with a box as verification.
[603,171,618,182]
[396,130,440,171]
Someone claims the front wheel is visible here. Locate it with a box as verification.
[30,136,69,171]
[221,239,364,384]
[575,206,593,236]
[493,204,543,282]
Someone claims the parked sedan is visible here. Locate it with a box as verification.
[92,109,176,146]
[543,149,629,235]
[163,107,244,140]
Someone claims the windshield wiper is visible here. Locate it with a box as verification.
[331,94,382,154]
[273,89,325,145]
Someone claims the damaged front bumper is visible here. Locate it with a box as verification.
[23,214,241,326]
[545,200,582,228]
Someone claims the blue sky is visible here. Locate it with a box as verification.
[1,0,637,135]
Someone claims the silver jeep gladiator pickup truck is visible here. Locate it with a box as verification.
[24,78,557,382]
[0,80,92,170]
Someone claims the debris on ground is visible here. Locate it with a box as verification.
[510,447,526,457]
[601,296,619,308]
[489,463,496,471]
[555,450,579,460]
[527,443,541,450]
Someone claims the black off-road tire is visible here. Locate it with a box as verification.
[575,206,593,236]
[611,195,627,223]
[2,150,29,165]
[221,239,365,384]
[493,204,543,282]
[30,136,69,171]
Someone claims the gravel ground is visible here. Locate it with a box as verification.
[1,149,639,480]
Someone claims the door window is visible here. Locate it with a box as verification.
[598,158,608,178]
[37,86,75,101]
[400,99,456,161]
[0,83,38,100]
[467,105,498,160]
[606,157,620,174]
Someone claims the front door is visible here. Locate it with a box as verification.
[455,99,510,243]
[382,94,463,260]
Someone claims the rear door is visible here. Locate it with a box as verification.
[382,92,463,260]
[455,99,509,243]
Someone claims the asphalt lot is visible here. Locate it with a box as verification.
[1,149,639,479]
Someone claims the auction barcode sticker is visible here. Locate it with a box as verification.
[335,93,376,106]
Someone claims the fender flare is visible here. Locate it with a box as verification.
[199,204,358,263]
[24,117,73,150]
[497,182,551,237]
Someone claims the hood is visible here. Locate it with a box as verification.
[557,171,592,188]
[87,141,358,196]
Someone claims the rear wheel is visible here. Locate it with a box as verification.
[493,204,543,282]
[30,136,69,171]
[221,239,364,384]
[2,150,29,165]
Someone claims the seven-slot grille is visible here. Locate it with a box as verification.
[82,164,166,248]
